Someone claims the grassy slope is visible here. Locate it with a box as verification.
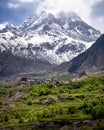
[0,76,104,129]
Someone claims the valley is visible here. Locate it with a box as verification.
[0,9,104,130]
[0,75,104,130]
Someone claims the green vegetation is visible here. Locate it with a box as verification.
[44,73,73,81]
[0,76,104,129]
[0,84,12,99]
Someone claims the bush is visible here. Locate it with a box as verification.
[15,113,21,119]
[42,110,51,118]
[47,83,54,88]
[58,107,64,115]
[27,100,33,105]
[18,117,24,123]
[93,121,104,130]
[30,92,39,97]
[75,94,85,99]
[84,104,92,114]
[70,81,84,89]
[92,100,99,106]
[79,103,88,110]
[68,106,77,114]
[79,103,93,114]
[4,115,9,122]
[91,105,104,119]
[39,96,47,101]
[68,95,74,100]
[39,88,51,96]
[23,94,31,100]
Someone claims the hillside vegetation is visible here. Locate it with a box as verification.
[0,76,104,130]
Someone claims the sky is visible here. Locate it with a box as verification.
[0,0,104,33]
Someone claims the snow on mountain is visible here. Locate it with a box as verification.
[0,11,101,64]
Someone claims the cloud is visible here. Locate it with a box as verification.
[8,3,20,9]
[38,0,99,18]
[0,0,103,32]
[91,0,104,17]
[0,0,40,25]
[90,0,104,33]
[37,0,104,32]
[7,0,39,9]
[17,0,35,3]
[90,17,104,33]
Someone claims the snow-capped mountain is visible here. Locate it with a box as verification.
[0,11,100,64]
[50,34,104,74]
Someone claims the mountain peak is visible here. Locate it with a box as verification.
[0,11,101,66]
[0,22,12,30]
[57,11,81,21]
[37,11,48,19]
[50,34,104,74]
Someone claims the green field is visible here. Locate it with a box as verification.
[0,76,104,130]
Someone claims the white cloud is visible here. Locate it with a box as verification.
[8,3,20,9]
[7,0,104,32]
[37,0,103,33]
[90,17,104,33]
[18,0,37,3]
[8,0,38,9]
[38,0,89,22]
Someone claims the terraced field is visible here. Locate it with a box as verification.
[0,76,104,130]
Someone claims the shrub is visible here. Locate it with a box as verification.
[91,105,104,119]
[84,105,92,114]
[23,94,30,100]
[93,123,104,130]
[4,115,9,122]
[68,106,77,114]
[51,88,59,94]
[79,103,93,114]
[68,95,74,100]
[42,110,51,118]
[30,92,39,97]
[47,83,54,88]
[58,107,64,115]
[18,117,24,123]
[39,88,51,96]
[15,113,21,119]
[39,96,47,101]
[70,81,84,89]
[92,100,99,106]
[75,94,85,99]
[27,100,33,105]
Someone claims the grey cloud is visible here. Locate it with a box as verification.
[91,0,104,17]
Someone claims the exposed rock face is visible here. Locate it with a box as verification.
[0,50,52,76]
[0,11,100,65]
[50,34,104,74]
[68,34,104,73]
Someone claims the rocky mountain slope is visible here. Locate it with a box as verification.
[51,34,104,74]
[0,50,52,76]
[0,11,100,65]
